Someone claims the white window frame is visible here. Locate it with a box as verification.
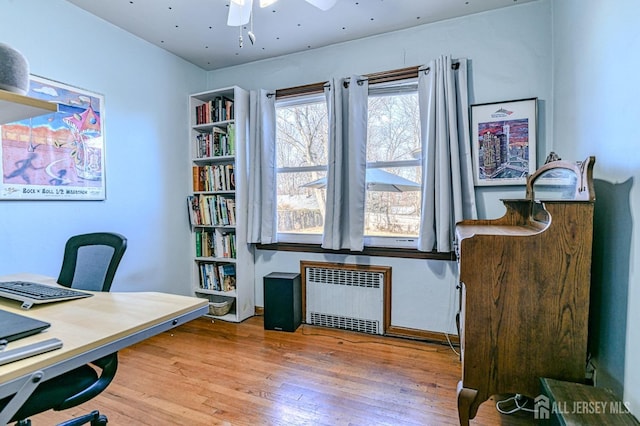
[275,93,326,245]
[364,81,421,249]
[274,82,423,249]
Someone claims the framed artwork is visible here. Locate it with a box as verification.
[470,97,537,186]
[0,75,106,200]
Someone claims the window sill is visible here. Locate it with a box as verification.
[255,242,455,260]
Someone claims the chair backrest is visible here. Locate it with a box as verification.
[57,232,127,292]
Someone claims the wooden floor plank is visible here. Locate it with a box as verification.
[28,316,535,425]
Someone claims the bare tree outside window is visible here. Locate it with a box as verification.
[275,85,422,245]
[366,90,421,238]
[276,95,327,235]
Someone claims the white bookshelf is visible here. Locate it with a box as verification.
[187,86,254,322]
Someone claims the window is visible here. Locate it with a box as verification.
[275,93,328,243]
[365,81,421,248]
[274,80,422,248]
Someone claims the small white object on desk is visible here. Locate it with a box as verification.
[0,338,63,366]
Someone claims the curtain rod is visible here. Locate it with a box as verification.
[275,62,460,99]
[275,81,326,99]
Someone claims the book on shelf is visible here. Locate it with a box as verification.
[192,165,236,192]
[212,126,228,157]
[192,167,199,192]
[217,197,228,225]
[226,198,237,225]
[195,101,208,125]
[195,230,202,257]
[214,230,236,258]
[193,226,237,259]
[194,128,228,158]
[187,194,237,227]
[227,123,235,155]
[199,196,210,225]
[187,195,200,226]
[218,263,236,291]
[199,263,219,290]
[195,96,235,124]
[198,262,235,292]
[224,98,234,122]
[194,229,215,257]
[224,164,235,190]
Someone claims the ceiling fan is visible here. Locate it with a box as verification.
[227,0,338,27]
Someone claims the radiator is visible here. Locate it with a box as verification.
[303,262,386,335]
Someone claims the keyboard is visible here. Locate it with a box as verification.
[0,281,92,309]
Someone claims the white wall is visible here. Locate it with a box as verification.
[552,0,640,414]
[4,0,636,415]
[254,251,460,334]
[207,0,553,334]
[0,0,207,294]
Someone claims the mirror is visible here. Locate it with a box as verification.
[525,156,595,202]
[530,167,579,200]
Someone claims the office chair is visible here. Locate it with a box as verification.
[57,232,127,292]
[0,232,127,426]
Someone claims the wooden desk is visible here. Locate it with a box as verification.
[0,273,208,423]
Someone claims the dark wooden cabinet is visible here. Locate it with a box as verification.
[455,157,596,425]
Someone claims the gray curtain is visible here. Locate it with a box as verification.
[418,55,477,252]
[247,89,277,244]
[321,76,369,251]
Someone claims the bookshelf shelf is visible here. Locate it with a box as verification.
[187,86,254,322]
[193,120,233,131]
[195,288,238,298]
[193,224,236,229]
[193,190,236,195]
[195,256,237,263]
[0,88,57,125]
[192,155,235,164]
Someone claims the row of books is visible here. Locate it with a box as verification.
[194,123,235,158]
[198,262,236,292]
[192,164,235,192]
[195,96,234,125]
[195,229,237,259]
[187,194,237,226]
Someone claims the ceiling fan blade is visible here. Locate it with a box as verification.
[227,0,253,26]
[305,0,337,11]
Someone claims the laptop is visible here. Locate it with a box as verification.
[0,309,51,342]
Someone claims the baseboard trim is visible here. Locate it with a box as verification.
[386,325,459,346]
[254,307,457,346]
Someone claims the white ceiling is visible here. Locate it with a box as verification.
[65,0,535,71]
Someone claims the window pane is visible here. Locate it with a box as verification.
[366,90,421,239]
[276,95,328,236]
[367,91,420,161]
[277,171,326,234]
[364,166,421,237]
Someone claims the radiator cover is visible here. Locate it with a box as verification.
[303,263,386,335]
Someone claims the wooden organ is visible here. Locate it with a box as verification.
[454,156,596,425]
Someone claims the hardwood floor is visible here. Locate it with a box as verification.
[30,316,535,425]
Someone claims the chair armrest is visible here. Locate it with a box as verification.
[56,353,118,410]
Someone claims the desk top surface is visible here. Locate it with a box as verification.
[0,273,207,385]
[455,223,543,239]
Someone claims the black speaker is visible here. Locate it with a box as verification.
[263,272,301,332]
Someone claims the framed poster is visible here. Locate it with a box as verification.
[470,98,537,186]
[0,75,106,200]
